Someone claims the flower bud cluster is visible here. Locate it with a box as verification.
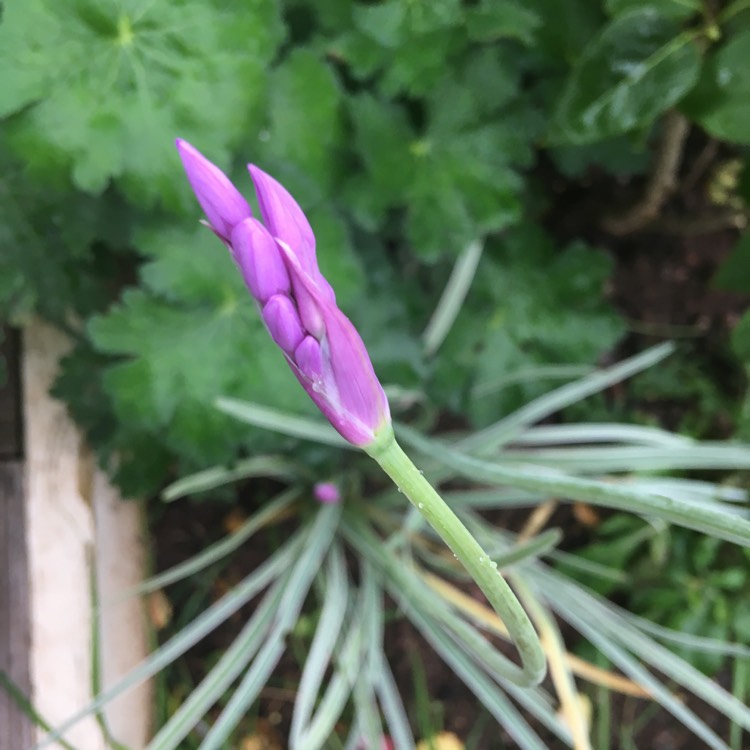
[176,139,390,446]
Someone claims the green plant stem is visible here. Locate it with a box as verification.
[365,425,546,687]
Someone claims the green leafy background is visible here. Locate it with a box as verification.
[1,0,749,497]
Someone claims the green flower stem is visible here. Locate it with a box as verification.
[365,425,546,687]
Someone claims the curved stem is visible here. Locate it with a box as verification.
[365,425,546,687]
[514,575,593,749]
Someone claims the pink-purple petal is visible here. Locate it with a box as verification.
[262,295,305,354]
[276,240,327,338]
[313,482,341,504]
[320,303,391,436]
[176,140,251,241]
[248,164,318,275]
[294,335,324,382]
[231,218,291,303]
[283,248,390,442]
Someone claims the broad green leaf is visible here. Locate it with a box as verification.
[466,0,541,45]
[407,56,536,258]
[406,152,521,260]
[682,30,750,144]
[342,0,465,95]
[401,0,463,35]
[0,150,135,321]
[305,205,364,306]
[553,9,701,143]
[330,29,387,80]
[310,0,354,32]
[349,51,534,260]
[349,95,415,195]
[0,0,283,204]
[380,27,466,96]
[605,0,702,21]
[137,225,240,306]
[522,0,605,64]
[352,0,461,43]
[427,47,523,133]
[266,49,344,195]
[434,226,624,424]
[92,290,290,460]
[88,225,312,466]
[352,1,407,47]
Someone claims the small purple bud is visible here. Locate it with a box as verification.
[291,277,326,339]
[231,218,291,303]
[314,482,341,504]
[176,139,251,241]
[294,335,324,382]
[278,237,391,445]
[248,166,337,307]
[263,295,305,354]
[248,165,318,277]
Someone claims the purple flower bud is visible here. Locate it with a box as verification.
[175,139,251,242]
[247,165,317,277]
[249,165,336,305]
[262,295,305,354]
[176,140,391,446]
[280,247,390,445]
[231,218,291,303]
[313,482,341,504]
[294,335,324,383]
[280,251,326,338]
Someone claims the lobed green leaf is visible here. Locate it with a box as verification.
[0,0,283,204]
[553,9,701,143]
[683,29,750,143]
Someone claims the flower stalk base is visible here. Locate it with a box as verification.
[365,425,546,687]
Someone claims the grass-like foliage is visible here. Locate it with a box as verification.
[33,345,750,749]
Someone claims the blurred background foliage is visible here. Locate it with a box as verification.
[7,0,748,495]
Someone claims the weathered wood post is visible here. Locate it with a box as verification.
[1,321,152,749]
